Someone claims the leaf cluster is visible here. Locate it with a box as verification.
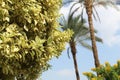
[83,61,120,80]
[0,0,73,80]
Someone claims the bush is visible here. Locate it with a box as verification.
[0,0,73,80]
[83,61,120,80]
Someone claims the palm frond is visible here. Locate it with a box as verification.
[67,47,71,59]
[69,14,81,29]
[92,0,118,22]
[81,7,85,22]
[60,15,68,30]
[71,17,88,39]
[94,0,119,10]
[68,7,80,27]
[69,2,85,23]
[69,2,80,15]
[78,34,103,43]
[78,41,92,50]
[74,25,90,39]
[79,0,84,3]
[75,30,89,40]
[95,36,103,43]
[93,6,101,22]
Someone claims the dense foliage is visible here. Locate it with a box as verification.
[0,0,73,79]
[83,61,120,80]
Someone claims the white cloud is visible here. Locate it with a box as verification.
[93,6,120,46]
[57,69,74,77]
[41,69,76,80]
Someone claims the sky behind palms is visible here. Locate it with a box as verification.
[40,3,120,80]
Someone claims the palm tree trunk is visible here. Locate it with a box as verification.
[84,0,100,68]
[70,40,80,80]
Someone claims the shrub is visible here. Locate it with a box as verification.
[0,0,73,80]
[83,61,120,80]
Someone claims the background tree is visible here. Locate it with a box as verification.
[84,0,100,68]
[0,0,73,80]
[62,0,116,68]
[60,10,102,80]
[84,0,117,68]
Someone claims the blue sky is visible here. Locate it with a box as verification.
[40,3,120,80]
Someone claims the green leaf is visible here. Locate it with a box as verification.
[34,20,38,25]
[35,36,45,44]
[24,25,28,31]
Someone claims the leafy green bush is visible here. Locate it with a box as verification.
[0,0,73,80]
[83,61,120,80]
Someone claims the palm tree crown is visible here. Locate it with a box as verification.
[60,12,102,49]
[59,9,102,80]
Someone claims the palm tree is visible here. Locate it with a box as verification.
[62,0,116,68]
[60,11,102,80]
[84,0,100,68]
[84,0,117,68]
